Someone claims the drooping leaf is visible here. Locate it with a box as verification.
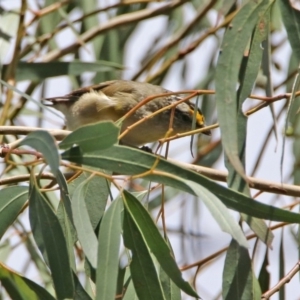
[215,0,272,176]
[2,61,123,82]
[59,121,119,152]
[279,0,300,60]
[96,198,123,300]
[21,130,60,175]
[29,182,74,299]
[0,262,55,300]
[123,209,166,300]
[0,186,28,239]
[71,177,99,268]
[223,240,260,299]
[62,144,300,223]
[68,171,110,229]
[21,130,74,224]
[123,190,199,298]
[258,248,270,293]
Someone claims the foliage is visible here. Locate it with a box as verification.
[0,0,300,299]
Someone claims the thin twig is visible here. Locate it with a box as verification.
[261,261,300,299]
[0,126,70,140]
[41,0,189,62]
[0,0,27,130]
[132,0,218,80]
[0,173,56,185]
[180,222,288,272]
[167,158,300,197]
[145,10,236,82]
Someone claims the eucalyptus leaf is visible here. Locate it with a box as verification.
[29,182,74,299]
[62,144,300,223]
[2,61,123,82]
[0,186,28,239]
[123,191,199,298]
[96,198,123,300]
[60,121,119,152]
[0,262,55,300]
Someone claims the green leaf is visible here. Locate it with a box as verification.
[159,239,181,300]
[123,191,199,298]
[0,262,55,300]
[69,171,109,229]
[215,0,272,176]
[2,61,123,82]
[252,273,262,300]
[56,202,77,271]
[123,209,166,300]
[71,177,99,268]
[186,181,248,247]
[258,248,270,293]
[116,266,127,299]
[226,10,274,247]
[157,233,180,300]
[96,198,123,300]
[21,130,59,174]
[56,170,74,224]
[29,182,74,299]
[223,240,257,300]
[122,269,138,300]
[21,130,74,224]
[81,0,105,59]
[0,186,28,239]
[61,144,300,223]
[279,0,300,60]
[60,121,119,152]
[0,10,19,66]
[73,272,93,300]
[279,230,285,300]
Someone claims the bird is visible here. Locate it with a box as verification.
[44,80,211,146]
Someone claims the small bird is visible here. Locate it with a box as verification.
[44,80,211,146]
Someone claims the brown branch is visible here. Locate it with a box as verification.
[26,0,70,27]
[180,222,288,272]
[132,0,218,80]
[41,0,189,62]
[0,147,43,159]
[20,2,126,58]
[261,261,300,299]
[167,159,300,197]
[0,126,70,140]
[0,123,298,196]
[0,0,27,129]
[145,10,237,82]
[0,173,56,185]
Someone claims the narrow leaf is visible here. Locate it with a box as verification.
[72,177,98,268]
[62,144,300,223]
[96,198,123,300]
[123,209,166,300]
[223,240,254,300]
[68,171,110,229]
[29,182,74,299]
[0,262,55,300]
[123,191,199,298]
[3,61,123,82]
[186,181,248,247]
[0,186,28,239]
[60,121,119,152]
[216,0,272,176]
[279,0,300,60]
[258,248,270,293]
[21,130,74,224]
[21,130,59,175]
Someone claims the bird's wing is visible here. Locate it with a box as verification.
[43,80,117,105]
